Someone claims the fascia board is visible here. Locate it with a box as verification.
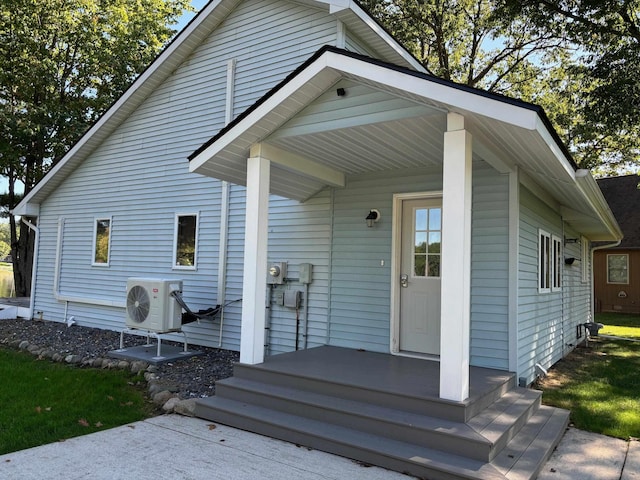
[575,169,623,240]
[340,2,426,73]
[324,51,539,130]
[534,116,576,181]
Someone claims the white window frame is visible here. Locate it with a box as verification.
[538,229,551,293]
[552,235,562,292]
[581,237,590,283]
[607,253,629,285]
[173,212,199,270]
[92,217,112,266]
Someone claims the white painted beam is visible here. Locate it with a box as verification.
[250,143,345,188]
[439,113,472,402]
[239,156,270,364]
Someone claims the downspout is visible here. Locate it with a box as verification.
[21,217,39,320]
[215,58,236,347]
[590,240,622,320]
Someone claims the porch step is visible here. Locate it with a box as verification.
[232,358,514,423]
[195,395,569,480]
[194,347,569,480]
[197,395,506,480]
[214,376,542,462]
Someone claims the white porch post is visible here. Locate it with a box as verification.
[239,155,270,364]
[439,112,472,402]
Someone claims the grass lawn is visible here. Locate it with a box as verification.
[0,348,157,455]
[596,312,640,339]
[537,335,640,440]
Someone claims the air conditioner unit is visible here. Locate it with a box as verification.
[125,278,183,333]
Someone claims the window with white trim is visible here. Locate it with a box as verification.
[607,254,629,284]
[539,230,551,292]
[173,213,198,269]
[581,237,589,283]
[552,235,562,291]
[92,217,111,266]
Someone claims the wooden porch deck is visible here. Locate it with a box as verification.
[196,346,569,480]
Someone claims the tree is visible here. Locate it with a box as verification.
[498,0,640,172]
[359,0,568,92]
[0,0,190,296]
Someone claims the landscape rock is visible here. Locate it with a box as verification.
[153,390,176,405]
[0,318,238,400]
[65,354,82,364]
[130,361,148,374]
[162,397,181,412]
[174,398,198,417]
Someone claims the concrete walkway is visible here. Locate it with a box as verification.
[0,415,637,479]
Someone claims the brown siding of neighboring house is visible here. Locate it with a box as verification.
[594,249,640,313]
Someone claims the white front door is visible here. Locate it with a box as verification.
[398,197,442,355]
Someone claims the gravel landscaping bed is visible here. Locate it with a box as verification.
[0,318,238,414]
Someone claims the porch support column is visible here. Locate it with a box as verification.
[239,154,270,364]
[439,112,472,402]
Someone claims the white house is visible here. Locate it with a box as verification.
[13,0,622,478]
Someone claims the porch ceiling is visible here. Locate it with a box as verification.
[189,47,621,240]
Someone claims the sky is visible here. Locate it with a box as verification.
[0,0,210,198]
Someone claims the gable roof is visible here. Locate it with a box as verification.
[189,46,621,241]
[597,175,640,248]
[13,0,423,217]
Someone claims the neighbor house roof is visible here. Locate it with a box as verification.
[13,0,423,217]
[597,175,640,248]
[189,46,622,242]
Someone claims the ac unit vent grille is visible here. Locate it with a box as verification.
[127,285,151,324]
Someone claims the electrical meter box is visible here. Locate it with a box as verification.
[299,263,313,284]
[267,262,287,284]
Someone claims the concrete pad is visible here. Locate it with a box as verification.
[622,439,640,480]
[108,344,202,365]
[537,427,627,480]
[0,415,412,480]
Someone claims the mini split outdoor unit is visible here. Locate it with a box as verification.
[125,278,183,333]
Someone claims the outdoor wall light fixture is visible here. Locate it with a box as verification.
[366,209,381,227]
[565,257,576,265]
[336,87,346,97]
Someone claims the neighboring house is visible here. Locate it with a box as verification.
[13,0,621,478]
[594,175,640,313]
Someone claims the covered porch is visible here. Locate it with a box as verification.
[188,47,579,478]
[195,346,569,480]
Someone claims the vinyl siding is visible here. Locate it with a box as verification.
[344,28,376,57]
[562,225,591,349]
[517,186,564,384]
[325,160,509,365]
[31,0,339,350]
[328,169,442,353]
[265,191,332,354]
[470,163,509,370]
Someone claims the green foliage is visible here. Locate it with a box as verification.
[360,0,566,93]
[363,0,639,171]
[0,0,191,296]
[498,0,640,171]
[0,347,155,455]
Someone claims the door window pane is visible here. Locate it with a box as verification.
[413,207,441,278]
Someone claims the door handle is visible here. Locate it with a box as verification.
[400,274,409,288]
